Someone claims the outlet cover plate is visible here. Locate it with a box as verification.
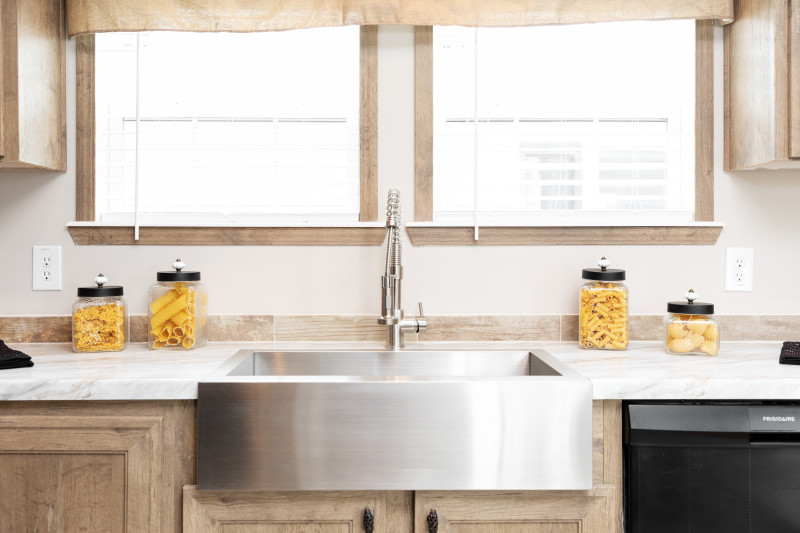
[725,247,753,292]
[32,246,62,291]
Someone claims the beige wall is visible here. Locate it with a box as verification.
[1,25,799,317]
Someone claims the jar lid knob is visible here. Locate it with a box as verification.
[173,259,185,272]
[685,289,698,303]
[597,257,611,271]
[94,273,107,287]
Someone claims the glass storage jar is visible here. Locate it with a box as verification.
[579,257,629,350]
[148,259,208,350]
[72,274,128,352]
[665,289,719,356]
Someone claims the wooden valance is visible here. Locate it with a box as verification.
[67,0,733,36]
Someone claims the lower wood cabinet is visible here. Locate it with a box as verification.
[0,401,195,532]
[415,487,615,533]
[184,489,413,533]
[184,401,621,533]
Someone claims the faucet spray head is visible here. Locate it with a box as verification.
[386,187,401,228]
[384,188,402,275]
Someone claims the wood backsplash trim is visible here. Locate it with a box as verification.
[3,314,799,344]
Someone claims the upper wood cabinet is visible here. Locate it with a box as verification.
[0,0,66,171]
[725,0,800,170]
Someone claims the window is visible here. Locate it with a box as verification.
[412,21,721,245]
[71,26,380,246]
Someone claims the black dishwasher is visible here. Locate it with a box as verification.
[624,401,800,533]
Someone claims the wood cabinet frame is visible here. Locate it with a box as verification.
[0,0,66,170]
[723,0,800,169]
[0,401,195,532]
[412,22,720,246]
[71,27,380,246]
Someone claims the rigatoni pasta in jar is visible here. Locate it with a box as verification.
[579,257,628,350]
[148,260,207,350]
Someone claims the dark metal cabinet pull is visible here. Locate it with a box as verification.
[427,508,438,533]
[363,508,374,533]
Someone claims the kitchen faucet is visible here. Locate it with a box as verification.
[378,188,426,349]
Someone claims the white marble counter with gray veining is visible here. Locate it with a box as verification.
[0,341,795,401]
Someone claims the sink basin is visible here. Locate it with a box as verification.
[198,349,592,491]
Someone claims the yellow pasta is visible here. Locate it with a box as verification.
[668,336,695,353]
[703,323,719,342]
[579,282,628,350]
[700,340,718,355]
[149,286,198,350]
[150,294,189,329]
[171,310,191,327]
[666,317,719,356]
[73,302,126,352]
[687,318,708,335]
[150,291,177,315]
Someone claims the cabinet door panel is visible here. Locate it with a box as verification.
[0,401,195,533]
[416,489,613,533]
[0,453,125,532]
[450,523,577,533]
[185,488,412,533]
[220,524,350,533]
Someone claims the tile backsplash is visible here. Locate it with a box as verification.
[2,315,798,344]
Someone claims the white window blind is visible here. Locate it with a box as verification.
[94,27,361,227]
[432,20,696,226]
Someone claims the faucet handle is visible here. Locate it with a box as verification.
[416,302,427,334]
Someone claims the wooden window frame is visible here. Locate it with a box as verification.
[70,27,381,246]
[410,21,722,246]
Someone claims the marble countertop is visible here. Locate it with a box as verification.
[0,341,795,401]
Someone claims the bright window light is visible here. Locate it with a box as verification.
[432,20,696,225]
[94,27,360,225]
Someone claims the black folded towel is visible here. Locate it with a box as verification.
[0,340,34,369]
[779,342,800,365]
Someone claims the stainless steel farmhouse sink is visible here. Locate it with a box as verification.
[198,349,592,491]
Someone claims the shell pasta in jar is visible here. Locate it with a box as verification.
[579,257,628,350]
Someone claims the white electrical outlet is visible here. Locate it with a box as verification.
[725,247,753,292]
[32,246,62,291]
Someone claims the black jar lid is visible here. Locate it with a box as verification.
[582,257,626,281]
[667,289,714,315]
[77,274,124,297]
[157,259,201,282]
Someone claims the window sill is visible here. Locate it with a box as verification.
[67,222,386,246]
[405,222,724,245]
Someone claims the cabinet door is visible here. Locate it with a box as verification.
[791,0,800,157]
[415,488,615,533]
[0,0,66,170]
[184,488,412,533]
[0,401,195,533]
[724,0,799,169]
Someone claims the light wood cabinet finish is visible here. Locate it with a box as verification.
[185,400,622,533]
[184,489,413,533]
[0,401,195,532]
[724,0,800,169]
[0,0,66,170]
